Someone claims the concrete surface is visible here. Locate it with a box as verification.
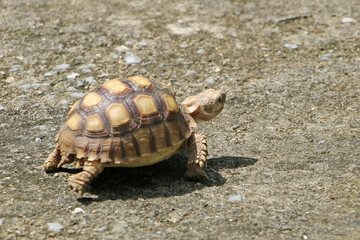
[0,0,359,239]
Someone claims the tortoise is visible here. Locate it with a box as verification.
[44,76,226,197]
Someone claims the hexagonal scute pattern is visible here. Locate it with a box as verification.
[59,76,191,164]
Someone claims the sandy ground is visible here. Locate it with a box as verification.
[0,0,359,239]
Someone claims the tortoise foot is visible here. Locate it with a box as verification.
[185,163,209,181]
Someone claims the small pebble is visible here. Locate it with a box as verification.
[85,77,96,84]
[78,64,95,73]
[284,44,298,50]
[0,219,4,226]
[115,45,130,53]
[180,44,189,48]
[47,222,64,232]
[72,207,85,214]
[186,70,196,75]
[109,52,120,59]
[137,42,148,47]
[54,63,70,71]
[34,125,47,130]
[125,41,133,46]
[44,70,58,77]
[68,87,77,92]
[228,194,243,202]
[0,71,7,79]
[167,24,196,36]
[341,17,356,23]
[59,99,69,105]
[197,49,206,54]
[205,77,216,84]
[0,123,9,129]
[72,92,85,98]
[67,73,80,80]
[95,227,108,232]
[10,65,23,72]
[98,74,110,78]
[0,104,6,111]
[319,53,331,61]
[76,81,84,88]
[124,52,142,65]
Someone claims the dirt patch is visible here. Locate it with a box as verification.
[0,0,359,239]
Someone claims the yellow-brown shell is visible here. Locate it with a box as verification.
[56,76,191,167]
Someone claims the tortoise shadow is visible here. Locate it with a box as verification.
[78,155,258,204]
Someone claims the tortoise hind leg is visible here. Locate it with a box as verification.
[68,161,104,197]
[185,133,209,180]
[44,145,61,172]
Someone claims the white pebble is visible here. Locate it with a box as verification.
[125,41,134,46]
[0,104,6,111]
[85,77,96,84]
[78,64,94,73]
[72,207,85,214]
[341,17,356,23]
[197,49,205,54]
[67,73,80,80]
[10,65,23,72]
[68,87,77,92]
[186,70,196,75]
[124,52,142,65]
[137,42,148,47]
[0,219,3,226]
[34,125,47,130]
[44,70,58,77]
[72,92,85,98]
[98,73,110,78]
[54,63,70,71]
[115,45,130,53]
[110,52,120,59]
[167,24,196,36]
[228,194,243,202]
[205,77,216,84]
[284,44,299,50]
[319,53,331,61]
[59,99,69,105]
[47,222,64,232]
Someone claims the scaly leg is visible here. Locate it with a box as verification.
[44,144,74,172]
[185,133,209,180]
[68,161,104,197]
[44,145,61,172]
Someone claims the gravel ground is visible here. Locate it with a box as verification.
[0,0,359,239]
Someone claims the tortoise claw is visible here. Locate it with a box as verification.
[185,164,209,181]
[68,176,87,198]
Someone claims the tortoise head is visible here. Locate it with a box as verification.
[182,89,226,123]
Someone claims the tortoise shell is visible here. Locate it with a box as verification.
[56,76,192,167]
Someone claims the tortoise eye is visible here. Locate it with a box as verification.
[217,97,223,103]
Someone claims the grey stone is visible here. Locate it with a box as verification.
[47,222,64,232]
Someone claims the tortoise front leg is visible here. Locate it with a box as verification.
[68,160,104,197]
[44,145,61,172]
[185,132,209,180]
[44,144,74,172]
